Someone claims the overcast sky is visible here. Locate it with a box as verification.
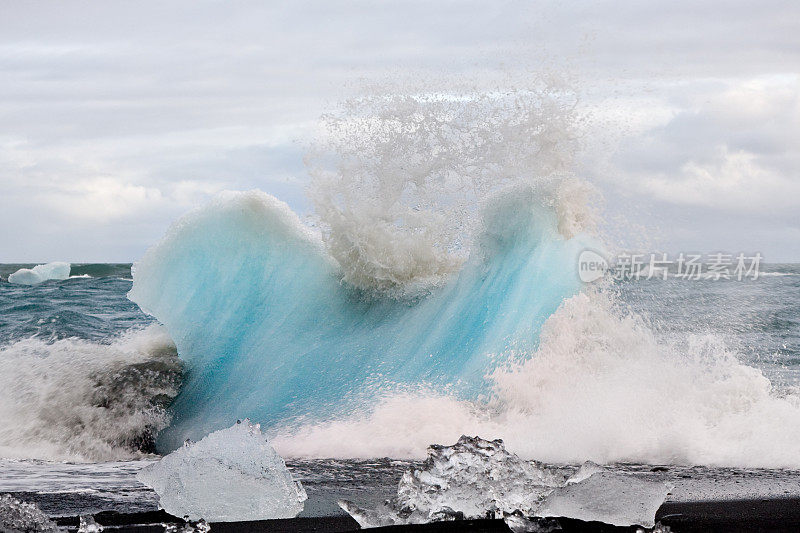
[1,1,799,262]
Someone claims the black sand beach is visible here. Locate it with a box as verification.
[47,497,800,533]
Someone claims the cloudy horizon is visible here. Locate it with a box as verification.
[2,1,799,262]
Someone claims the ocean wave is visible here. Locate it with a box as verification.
[129,186,594,451]
[0,326,182,462]
[125,86,800,468]
[272,290,800,468]
[70,263,133,279]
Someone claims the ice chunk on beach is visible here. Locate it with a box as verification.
[339,436,671,530]
[396,435,565,520]
[340,435,565,527]
[137,420,306,521]
[163,519,210,533]
[78,515,103,532]
[0,494,59,533]
[536,471,672,528]
[8,262,70,285]
[565,460,604,484]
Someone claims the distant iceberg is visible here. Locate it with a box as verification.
[8,262,71,285]
[136,420,306,522]
[339,435,671,531]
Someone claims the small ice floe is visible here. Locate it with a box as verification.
[77,515,103,532]
[339,435,672,531]
[340,435,564,527]
[537,471,672,528]
[0,494,59,533]
[137,420,306,522]
[565,460,605,484]
[8,262,71,285]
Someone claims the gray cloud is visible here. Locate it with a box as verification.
[594,75,800,260]
[1,1,799,261]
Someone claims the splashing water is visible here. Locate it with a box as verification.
[129,84,604,451]
[2,77,800,472]
[307,86,597,296]
[0,326,182,461]
[122,83,800,468]
[273,290,800,467]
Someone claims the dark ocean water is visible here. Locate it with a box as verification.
[0,264,147,342]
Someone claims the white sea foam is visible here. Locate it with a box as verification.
[307,86,598,296]
[274,289,800,468]
[0,326,182,462]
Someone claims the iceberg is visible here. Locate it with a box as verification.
[8,262,71,285]
[0,494,59,533]
[136,420,307,522]
[339,436,671,530]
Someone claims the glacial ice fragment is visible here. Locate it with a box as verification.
[0,494,59,533]
[536,471,672,528]
[565,460,604,484]
[78,515,103,532]
[339,436,671,530]
[163,519,211,533]
[339,435,565,527]
[8,262,70,285]
[136,420,306,521]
